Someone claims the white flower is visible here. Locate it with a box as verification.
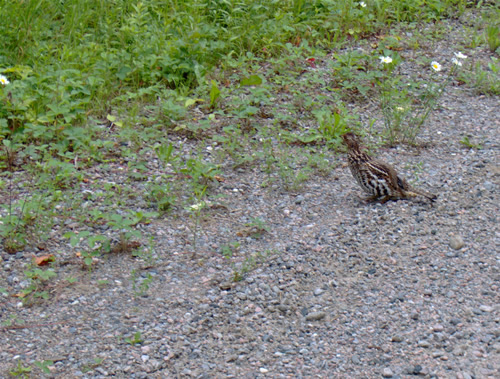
[0,74,9,85]
[452,58,462,66]
[359,1,367,7]
[396,106,405,111]
[454,52,467,59]
[431,61,442,72]
[189,202,205,211]
[379,56,393,64]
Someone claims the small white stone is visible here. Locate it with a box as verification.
[382,367,394,377]
[259,368,269,373]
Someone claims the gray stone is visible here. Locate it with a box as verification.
[391,335,404,342]
[479,304,493,312]
[305,311,326,321]
[313,288,324,296]
[418,340,430,348]
[382,367,394,377]
[449,235,465,250]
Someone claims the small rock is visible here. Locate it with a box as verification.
[418,340,430,348]
[479,304,493,313]
[313,288,324,296]
[432,350,445,358]
[382,367,394,377]
[432,324,444,332]
[483,181,495,191]
[472,308,483,315]
[259,368,269,374]
[449,235,465,250]
[392,335,404,342]
[412,365,423,374]
[305,311,326,321]
[277,304,288,313]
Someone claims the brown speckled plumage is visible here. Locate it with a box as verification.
[342,132,436,203]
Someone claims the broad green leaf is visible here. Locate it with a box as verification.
[240,75,263,86]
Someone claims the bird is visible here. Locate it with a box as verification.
[341,132,437,203]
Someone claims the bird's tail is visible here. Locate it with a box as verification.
[406,188,437,202]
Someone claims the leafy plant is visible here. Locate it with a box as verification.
[131,270,154,297]
[8,360,32,378]
[20,267,57,304]
[209,80,221,108]
[245,217,270,238]
[376,51,467,144]
[221,241,241,259]
[459,135,482,150]
[232,250,274,282]
[34,360,54,375]
[124,331,143,346]
[460,58,500,96]
[485,24,500,53]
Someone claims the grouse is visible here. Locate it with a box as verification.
[342,132,436,203]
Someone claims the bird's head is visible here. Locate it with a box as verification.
[341,132,360,150]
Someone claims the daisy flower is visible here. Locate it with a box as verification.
[189,202,205,211]
[379,56,393,64]
[452,58,462,66]
[359,1,367,7]
[431,61,442,72]
[0,74,9,85]
[454,52,467,59]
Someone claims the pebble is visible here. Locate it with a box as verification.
[305,311,326,321]
[382,367,394,377]
[432,324,444,332]
[391,335,403,342]
[313,288,324,296]
[449,235,465,250]
[418,340,430,348]
[479,304,493,312]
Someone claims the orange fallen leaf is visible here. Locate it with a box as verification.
[34,254,55,266]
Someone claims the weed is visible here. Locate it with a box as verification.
[485,24,500,53]
[245,217,270,238]
[33,360,53,375]
[81,358,105,374]
[459,135,482,150]
[8,360,31,378]
[186,198,207,257]
[21,266,57,304]
[376,51,467,145]
[131,270,154,297]
[232,250,274,282]
[124,331,143,346]
[221,241,241,259]
[460,58,500,96]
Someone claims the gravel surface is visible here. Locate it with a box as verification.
[1,14,499,379]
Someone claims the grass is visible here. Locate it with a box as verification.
[0,0,498,306]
